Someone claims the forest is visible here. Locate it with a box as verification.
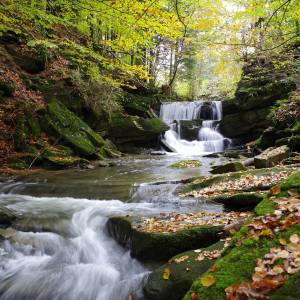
[0,0,300,300]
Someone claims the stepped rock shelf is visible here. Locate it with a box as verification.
[106,211,248,260]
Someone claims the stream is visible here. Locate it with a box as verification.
[0,155,227,300]
[0,101,231,300]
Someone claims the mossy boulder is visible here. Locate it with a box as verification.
[106,216,223,260]
[42,145,89,168]
[254,145,290,169]
[108,114,169,149]
[211,162,247,174]
[169,160,201,169]
[214,192,265,211]
[44,101,107,158]
[144,241,225,300]
[0,207,17,228]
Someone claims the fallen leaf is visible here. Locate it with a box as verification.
[200,274,216,287]
[290,234,300,244]
[162,268,171,280]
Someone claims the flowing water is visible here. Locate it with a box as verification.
[0,155,226,300]
[160,101,230,155]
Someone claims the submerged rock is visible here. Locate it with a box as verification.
[106,216,223,260]
[254,145,290,169]
[0,207,17,228]
[143,241,225,300]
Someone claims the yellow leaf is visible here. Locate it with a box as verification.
[270,185,281,196]
[279,238,287,246]
[162,268,171,280]
[200,274,216,287]
[287,243,300,252]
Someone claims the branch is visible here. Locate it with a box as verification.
[264,0,293,29]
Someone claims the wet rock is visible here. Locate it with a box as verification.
[151,151,166,156]
[106,216,223,260]
[0,207,17,228]
[243,157,255,167]
[108,114,169,150]
[179,120,202,141]
[211,162,246,174]
[143,241,224,300]
[197,103,213,120]
[254,145,290,169]
[213,192,265,211]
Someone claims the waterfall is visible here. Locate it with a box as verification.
[160,101,230,155]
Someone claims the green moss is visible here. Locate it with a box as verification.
[44,101,107,157]
[280,171,300,192]
[184,224,300,300]
[169,160,201,169]
[254,197,276,216]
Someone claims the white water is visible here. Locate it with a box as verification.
[0,195,155,300]
[160,101,230,155]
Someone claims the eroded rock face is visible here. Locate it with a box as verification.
[254,145,290,169]
[221,48,299,143]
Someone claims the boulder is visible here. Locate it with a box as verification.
[42,145,89,168]
[179,120,202,141]
[44,101,109,158]
[108,114,169,149]
[106,216,223,260]
[0,207,17,228]
[259,127,292,149]
[222,100,239,116]
[211,162,247,174]
[254,145,290,169]
[143,241,225,300]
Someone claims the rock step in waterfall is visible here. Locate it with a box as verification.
[159,101,231,155]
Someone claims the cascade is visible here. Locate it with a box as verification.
[159,101,230,155]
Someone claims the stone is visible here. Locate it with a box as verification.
[143,241,224,300]
[108,114,169,149]
[179,120,203,141]
[0,207,17,228]
[106,216,223,260]
[254,145,290,169]
[197,102,213,120]
[42,145,89,168]
[211,162,247,174]
[44,101,107,158]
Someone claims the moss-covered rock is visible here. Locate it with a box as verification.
[254,145,290,169]
[211,162,246,174]
[254,197,276,216]
[214,192,265,211]
[179,120,203,141]
[44,101,107,158]
[106,216,223,260]
[169,160,202,169]
[108,114,169,150]
[144,241,225,300]
[42,145,89,168]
